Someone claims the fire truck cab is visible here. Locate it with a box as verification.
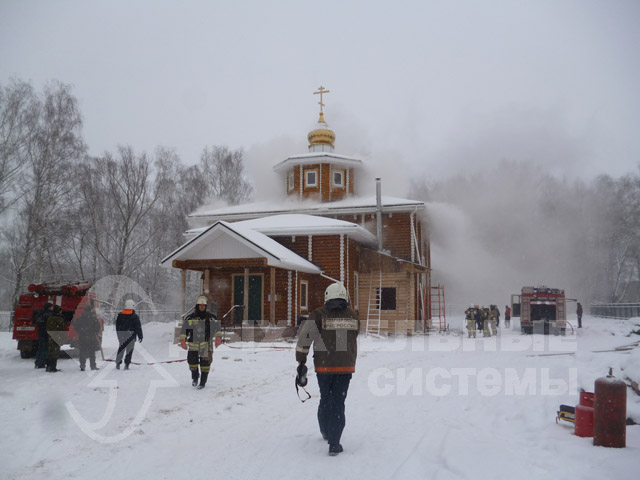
[12,282,103,358]
[514,286,567,335]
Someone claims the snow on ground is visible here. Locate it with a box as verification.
[1,315,639,480]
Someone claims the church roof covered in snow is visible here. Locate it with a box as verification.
[272,152,363,173]
[185,214,378,243]
[189,195,425,226]
[160,220,322,274]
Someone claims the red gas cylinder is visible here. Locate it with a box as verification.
[574,391,595,437]
[593,368,626,448]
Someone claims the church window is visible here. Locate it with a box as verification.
[377,287,397,310]
[288,173,294,191]
[305,170,318,187]
[333,170,344,187]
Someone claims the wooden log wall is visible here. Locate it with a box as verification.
[358,269,416,335]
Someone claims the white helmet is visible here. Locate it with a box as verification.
[325,282,347,302]
[196,295,208,305]
[125,299,135,309]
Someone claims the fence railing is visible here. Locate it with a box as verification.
[590,303,640,319]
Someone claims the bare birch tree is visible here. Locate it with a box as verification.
[0,79,38,215]
[5,81,86,306]
[199,145,253,205]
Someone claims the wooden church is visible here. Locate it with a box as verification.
[161,87,438,334]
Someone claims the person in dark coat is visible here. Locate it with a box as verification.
[34,302,53,369]
[73,303,101,371]
[179,295,221,389]
[46,305,66,372]
[296,282,359,456]
[115,299,143,370]
[577,302,583,328]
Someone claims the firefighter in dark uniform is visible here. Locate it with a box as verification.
[73,303,101,371]
[474,305,483,334]
[46,305,66,372]
[180,295,221,389]
[296,282,359,456]
[115,299,143,370]
[34,302,53,369]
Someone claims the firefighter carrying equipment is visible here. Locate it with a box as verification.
[296,363,308,387]
[295,363,311,403]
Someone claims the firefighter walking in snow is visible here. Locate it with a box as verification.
[180,296,221,389]
[115,299,143,370]
[296,282,359,456]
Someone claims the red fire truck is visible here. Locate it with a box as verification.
[513,286,567,335]
[12,282,103,358]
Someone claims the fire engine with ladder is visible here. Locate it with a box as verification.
[12,282,103,358]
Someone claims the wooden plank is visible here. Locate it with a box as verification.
[180,269,186,316]
[270,266,276,325]
[243,268,249,324]
[172,258,268,270]
[204,269,210,294]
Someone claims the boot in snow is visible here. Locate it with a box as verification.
[328,444,343,456]
[191,370,200,387]
[197,371,209,389]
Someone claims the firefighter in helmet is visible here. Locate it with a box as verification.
[296,282,359,456]
[464,304,477,338]
[180,295,221,389]
[481,306,491,337]
[489,305,498,336]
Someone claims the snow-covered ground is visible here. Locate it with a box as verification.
[1,315,639,480]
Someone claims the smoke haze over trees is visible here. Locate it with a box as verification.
[0,78,638,313]
[413,161,640,311]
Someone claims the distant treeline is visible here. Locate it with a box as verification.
[0,79,252,310]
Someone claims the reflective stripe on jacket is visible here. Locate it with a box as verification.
[296,304,359,374]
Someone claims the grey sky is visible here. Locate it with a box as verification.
[1,0,639,193]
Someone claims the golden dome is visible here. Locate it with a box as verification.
[308,112,335,149]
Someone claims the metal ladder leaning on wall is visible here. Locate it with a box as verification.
[366,271,382,336]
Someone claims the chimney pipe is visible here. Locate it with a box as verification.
[376,178,383,251]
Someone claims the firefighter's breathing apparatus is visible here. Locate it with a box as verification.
[296,363,311,402]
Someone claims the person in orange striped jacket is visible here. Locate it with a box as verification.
[296,282,359,456]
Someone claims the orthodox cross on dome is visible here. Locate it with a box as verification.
[313,86,330,114]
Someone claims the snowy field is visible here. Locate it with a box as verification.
[1,315,639,480]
